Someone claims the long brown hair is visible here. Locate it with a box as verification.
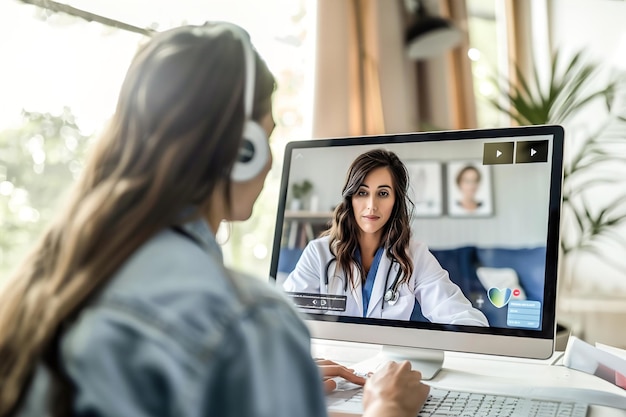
[323,149,414,290]
[0,23,275,415]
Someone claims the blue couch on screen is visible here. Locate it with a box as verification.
[428,246,546,327]
[276,246,546,328]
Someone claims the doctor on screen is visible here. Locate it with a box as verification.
[283,149,488,326]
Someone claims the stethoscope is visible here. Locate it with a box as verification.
[324,256,403,307]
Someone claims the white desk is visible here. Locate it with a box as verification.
[312,339,626,417]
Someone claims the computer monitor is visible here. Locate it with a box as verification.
[269,125,564,378]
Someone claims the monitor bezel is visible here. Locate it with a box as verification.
[269,125,564,359]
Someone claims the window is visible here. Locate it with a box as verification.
[466,0,505,128]
[0,0,316,280]
[0,2,143,277]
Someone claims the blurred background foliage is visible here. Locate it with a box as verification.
[1,0,312,280]
[488,49,626,274]
[0,108,92,277]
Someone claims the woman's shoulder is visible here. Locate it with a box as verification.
[230,269,302,309]
[55,258,312,417]
[302,236,334,261]
[104,226,231,298]
[407,238,430,254]
[74,227,304,361]
[307,235,330,248]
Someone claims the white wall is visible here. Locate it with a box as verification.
[550,0,626,70]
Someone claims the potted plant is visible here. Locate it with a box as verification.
[487,49,626,290]
[290,179,313,210]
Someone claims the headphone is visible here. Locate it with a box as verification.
[206,22,270,183]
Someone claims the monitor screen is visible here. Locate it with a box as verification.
[269,125,564,376]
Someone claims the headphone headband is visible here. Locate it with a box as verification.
[201,22,255,119]
[199,22,269,183]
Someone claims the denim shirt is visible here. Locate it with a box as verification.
[18,219,328,417]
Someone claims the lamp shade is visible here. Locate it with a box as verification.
[405,15,462,60]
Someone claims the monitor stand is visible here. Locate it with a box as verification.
[379,345,444,380]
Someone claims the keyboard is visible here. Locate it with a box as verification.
[417,387,588,417]
[329,386,589,417]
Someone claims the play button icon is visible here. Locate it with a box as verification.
[483,142,514,165]
[516,140,548,163]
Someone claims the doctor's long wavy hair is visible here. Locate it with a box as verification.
[0,24,275,416]
[323,149,414,289]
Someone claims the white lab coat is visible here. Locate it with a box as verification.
[283,236,489,326]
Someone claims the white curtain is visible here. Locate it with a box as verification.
[312,0,419,138]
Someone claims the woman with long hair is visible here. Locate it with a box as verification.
[0,23,428,417]
[284,149,488,325]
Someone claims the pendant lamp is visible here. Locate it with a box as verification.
[405,0,463,60]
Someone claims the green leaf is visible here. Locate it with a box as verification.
[486,48,626,264]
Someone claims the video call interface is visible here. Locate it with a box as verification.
[271,134,558,333]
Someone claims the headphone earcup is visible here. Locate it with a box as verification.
[231,120,269,182]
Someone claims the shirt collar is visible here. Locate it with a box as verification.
[176,217,224,263]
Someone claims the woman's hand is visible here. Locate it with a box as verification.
[362,361,430,417]
[315,358,367,394]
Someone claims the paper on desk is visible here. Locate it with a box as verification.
[563,336,626,390]
[597,342,626,361]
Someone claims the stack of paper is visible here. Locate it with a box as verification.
[563,336,626,390]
